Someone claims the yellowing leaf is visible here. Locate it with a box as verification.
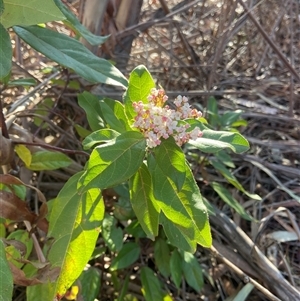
[15,145,32,166]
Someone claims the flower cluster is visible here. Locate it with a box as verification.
[132,88,203,148]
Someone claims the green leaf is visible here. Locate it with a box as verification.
[0,239,13,301]
[110,242,140,271]
[8,78,36,86]
[214,150,235,168]
[154,238,170,278]
[15,145,32,166]
[0,0,4,16]
[78,91,105,131]
[210,160,261,200]
[140,267,164,301]
[187,129,250,154]
[148,156,211,249]
[83,129,120,150]
[79,267,101,301]
[102,214,123,252]
[13,25,128,88]
[6,230,33,268]
[124,65,155,120]
[27,150,72,171]
[100,98,131,133]
[181,251,203,292]
[160,212,196,252]
[207,96,219,127]
[152,137,186,191]
[1,0,65,28]
[220,110,243,127]
[0,23,12,79]
[211,182,254,221]
[79,131,146,191]
[232,283,254,301]
[170,249,182,289]
[30,172,105,300]
[129,163,160,240]
[53,0,108,46]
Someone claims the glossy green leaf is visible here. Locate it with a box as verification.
[30,172,104,300]
[78,91,105,131]
[100,99,131,133]
[152,137,186,191]
[154,238,170,278]
[210,160,261,200]
[148,156,212,249]
[110,242,140,271]
[53,0,108,46]
[27,150,72,171]
[181,251,203,292]
[129,163,160,240]
[140,267,164,301]
[83,129,120,150]
[13,25,128,88]
[79,267,101,301]
[170,249,182,289]
[187,129,250,154]
[124,65,155,120]
[211,182,254,221]
[1,0,65,28]
[79,131,146,191]
[102,214,123,252]
[0,239,13,301]
[0,23,12,79]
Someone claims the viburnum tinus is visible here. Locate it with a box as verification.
[132,88,203,148]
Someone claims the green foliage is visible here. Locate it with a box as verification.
[0,0,65,28]
[0,22,12,78]
[0,1,254,299]
[0,240,13,301]
[13,25,127,87]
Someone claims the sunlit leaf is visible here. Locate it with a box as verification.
[82,129,120,150]
[124,65,155,120]
[14,25,128,87]
[79,131,146,191]
[1,0,65,28]
[27,150,72,171]
[187,129,250,154]
[29,172,105,300]
[148,156,211,250]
